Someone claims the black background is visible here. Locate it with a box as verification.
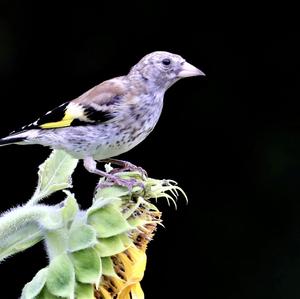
[1,1,300,298]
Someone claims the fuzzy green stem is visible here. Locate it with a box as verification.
[0,205,63,262]
[26,192,48,207]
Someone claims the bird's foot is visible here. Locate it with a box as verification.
[97,175,144,191]
[103,159,148,179]
[83,157,145,191]
[123,162,148,179]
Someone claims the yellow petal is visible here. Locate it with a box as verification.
[99,286,112,299]
[128,246,147,280]
[118,285,131,299]
[131,283,144,299]
[117,247,146,281]
[115,246,147,299]
[118,282,144,299]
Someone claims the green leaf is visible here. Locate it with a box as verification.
[68,224,97,252]
[29,150,78,205]
[127,216,149,228]
[44,229,69,259]
[35,287,60,299]
[71,248,102,284]
[96,233,132,257]
[61,191,79,223]
[94,185,129,201]
[75,283,95,299]
[87,204,131,238]
[88,197,120,215]
[46,253,75,298]
[21,268,48,299]
[101,257,117,277]
[122,197,143,219]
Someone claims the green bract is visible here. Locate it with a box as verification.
[21,268,48,299]
[46,253,75,298]
[71,248,102,284]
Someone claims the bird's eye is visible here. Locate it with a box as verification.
[162,58,171,66]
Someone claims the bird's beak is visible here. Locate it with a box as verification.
[177,61,206,77]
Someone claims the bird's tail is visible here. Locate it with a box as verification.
[0,135,27,146]
[0,129,40,147]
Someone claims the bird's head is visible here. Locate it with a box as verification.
[129,51,205,91]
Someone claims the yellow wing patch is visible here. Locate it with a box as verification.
[40,119,73,129]
[39,103,88,129]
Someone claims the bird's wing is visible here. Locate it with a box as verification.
[14,80,126,132]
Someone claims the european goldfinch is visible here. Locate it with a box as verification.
[0,51,205,188]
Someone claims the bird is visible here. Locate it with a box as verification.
[0,51,205,189]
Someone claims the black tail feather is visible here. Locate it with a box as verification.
[0,137,27,146]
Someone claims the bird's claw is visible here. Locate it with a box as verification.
[109,162,148,179]
[134,166,148,179]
